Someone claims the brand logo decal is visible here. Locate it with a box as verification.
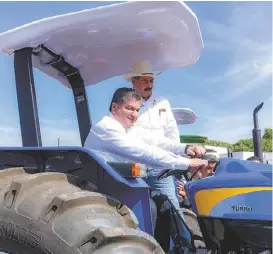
[231,205,252,212]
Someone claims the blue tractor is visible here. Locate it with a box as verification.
[0,1,271,254]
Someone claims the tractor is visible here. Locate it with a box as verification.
[0,1,271,254]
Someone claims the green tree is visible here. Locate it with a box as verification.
[263,128,272,140]
[203,128,272,152]
[232,138,254,152]
[262,138,272,152]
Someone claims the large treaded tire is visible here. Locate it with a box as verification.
[0,168,164,254]
[182,208,205,249]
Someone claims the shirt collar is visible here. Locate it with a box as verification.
[140,95,156,108]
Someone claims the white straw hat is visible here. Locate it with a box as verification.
[123,60,162,81]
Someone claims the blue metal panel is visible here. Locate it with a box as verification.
[184,158,272,216]
[117,188,153,235]
[209,190,272,220]
[0,146,147,187]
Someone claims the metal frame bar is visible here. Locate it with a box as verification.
[14,48,42,146]
[68,74,92,146]
[32,45,92,146]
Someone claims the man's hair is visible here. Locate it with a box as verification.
[203,153,219,164]
[109,87,141,112]
[247,156,263,163]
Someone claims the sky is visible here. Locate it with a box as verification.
[0,1,272,147]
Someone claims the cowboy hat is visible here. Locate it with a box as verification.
[123,60,162,81]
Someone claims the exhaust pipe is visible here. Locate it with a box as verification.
[252,102,264,162]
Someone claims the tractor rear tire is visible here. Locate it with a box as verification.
[182,208,206,248]
[0,167,164,254]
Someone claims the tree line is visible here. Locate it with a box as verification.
[204,128,272,152]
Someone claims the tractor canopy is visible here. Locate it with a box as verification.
[0,1,203,88]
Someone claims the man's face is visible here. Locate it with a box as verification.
[192,162,217,180]
[132,76,154,100]
[200,162,217,178]
[111,98,141,129]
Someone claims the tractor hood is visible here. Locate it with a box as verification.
[0,1,203,88]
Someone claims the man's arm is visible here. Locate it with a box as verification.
[134,132,188,156]
[85,123,190,171]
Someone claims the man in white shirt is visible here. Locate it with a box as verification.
[124,60,180,142]
[123,60,203,249]
[84,87,207,249]
[85,87,207,173]
[123,60,202,210]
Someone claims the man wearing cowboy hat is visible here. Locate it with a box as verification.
[123,60,206,246]
[124,60,205,208]
[124,60,179,142]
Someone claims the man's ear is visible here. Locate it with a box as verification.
[131,78,137,86]
[111,102,117,113]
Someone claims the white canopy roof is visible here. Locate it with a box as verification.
[172,108,197,125]
[0,1,203,88]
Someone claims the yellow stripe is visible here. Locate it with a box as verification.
[195,187,272,216]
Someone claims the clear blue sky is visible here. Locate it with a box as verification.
[0,1,272,146]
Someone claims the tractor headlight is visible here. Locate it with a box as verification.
[108,162,147,178]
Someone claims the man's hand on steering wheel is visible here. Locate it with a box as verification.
[188,158,208,177]
[185,145,206,158]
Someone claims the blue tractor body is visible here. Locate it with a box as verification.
[186,158,272,220]
[185,158,272,252]
[1,147,272,253]
[0,1,271,253]
[0,146,154,235]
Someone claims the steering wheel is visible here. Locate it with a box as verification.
[157,153,220,181]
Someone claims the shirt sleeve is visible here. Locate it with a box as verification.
[139,133,188,156]
[163,100,180,142]
[87,123,189,171]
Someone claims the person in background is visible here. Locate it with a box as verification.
[177,151,220,200]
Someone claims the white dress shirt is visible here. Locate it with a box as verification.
[84,115,189,170]
[128,95,180,143]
